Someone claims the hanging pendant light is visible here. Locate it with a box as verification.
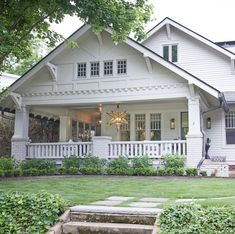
[107,104,128,129]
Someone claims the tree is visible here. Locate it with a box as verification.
[0,0,153,72]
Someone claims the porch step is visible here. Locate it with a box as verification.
[62,221,155,234]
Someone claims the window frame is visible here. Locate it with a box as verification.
[117,59,127,75]
[103,60,113,76]
[150,113,161,141]
[77,62,87,78]
[162,44,178,63]
[90,61,100,77]
[135,114,146,141]
[225,111,235,144]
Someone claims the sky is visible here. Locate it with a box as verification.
[51,0,235,42]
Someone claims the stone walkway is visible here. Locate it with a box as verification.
[91,196,235,208]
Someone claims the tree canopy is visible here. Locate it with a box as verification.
[0,0,153,72]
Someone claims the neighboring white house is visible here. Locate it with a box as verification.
[1,18,235,175]
[0,72,20,89]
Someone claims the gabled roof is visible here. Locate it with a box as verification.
[143,17,235,58]
[8,22,220,98]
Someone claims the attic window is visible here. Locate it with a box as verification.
[77,63,86,78]
[91,62,100,76]
[163,44,178,63]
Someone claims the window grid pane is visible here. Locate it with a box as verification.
[120,114,130,141]
[104,61,113,75]
[163,46,169,60]
[135,114,146,141]
[117,60,127,74]
[150,113,161,141]
[91,62,99,76]
[77,63,86,77]
[225,112,235,129]
[172,45,178,62]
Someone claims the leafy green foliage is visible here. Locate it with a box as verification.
[79,155,106,175]
[107,156,132,175]
[0,157,16,170]
[159,203,235,234]
[20,159,56,171]
[0,0,153,71]
[185,168,198,176]
[132,155,153,175]
[162,154,186,169]
[63,156,81,169]
[0,191,64,234]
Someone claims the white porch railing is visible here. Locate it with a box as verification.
[26,142,92,159]
[108,140,187,159]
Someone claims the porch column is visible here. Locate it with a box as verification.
[92,136,112,158]
[11,106,29,161]
[59,116,72,142]
[186,97,203,167]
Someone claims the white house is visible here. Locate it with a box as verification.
[1,18,235,175]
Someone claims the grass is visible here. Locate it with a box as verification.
[0,176,235,207]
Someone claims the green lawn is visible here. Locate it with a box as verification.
[0,176,235,207]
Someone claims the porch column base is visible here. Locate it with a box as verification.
[92,136,112,159]
[186,134,203,167]
[11,137,29,162]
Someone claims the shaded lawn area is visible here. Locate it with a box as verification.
[0,176,235,207]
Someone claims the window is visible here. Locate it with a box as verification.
[225,111,235,144]
[104,61,113,76]
[181,112,188,140]
[135,114,146,141]
[163,44,178,62]
[117,60,127,74]
[150,114,161,140]
[120,114,130,141]
[90,62,100,76]
[77,63,86,77]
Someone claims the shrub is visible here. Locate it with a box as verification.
[174,168,185,176]
[58,167,66,175]
[200,171,207,176]
[20,159,56,171]
[132,155,154,175]
[0,191,64,233]
[107,156,131,175]
[155,168,167,176]
[29,168,39,176]
[63,156,81,169]
[3,169,14,177]
[0,157,16,170]
[186,168,198,176]
[161,154,186,169]
[67,167,79,175]
[159,203,235,234]
[13,169,22,177]
[0,169,4,177]
[79,155,106,175]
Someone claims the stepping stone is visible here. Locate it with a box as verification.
[129,202,160,208]
[107,196,134,201]
[92,200,123,206]
[175,198,205,202]
[139,197,169,203]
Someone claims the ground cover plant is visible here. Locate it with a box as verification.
[0,191,64,234]
[159,203,235,234]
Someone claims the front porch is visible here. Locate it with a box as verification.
[11,98,203,167]
[26,139,187,160]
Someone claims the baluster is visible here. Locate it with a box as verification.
[126,144,129,156]
[178,142,182,155]
[130,144,133,157]
[139,143,142,155]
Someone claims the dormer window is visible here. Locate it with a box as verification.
[163,44,178,63]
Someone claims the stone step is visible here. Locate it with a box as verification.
[63,221,156,234]
[71,212,156,225]
[70,205,162,216]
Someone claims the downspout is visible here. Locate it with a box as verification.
[197,92,229,173]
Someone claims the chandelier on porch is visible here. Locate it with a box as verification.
[107,104,128,129]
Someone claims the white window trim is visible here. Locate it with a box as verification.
[221,110,235,148]
[103,60,113,77]
[161,42,179,63]
[117,59,127,75]
[77,62,87,79]
[90,61,100,77]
